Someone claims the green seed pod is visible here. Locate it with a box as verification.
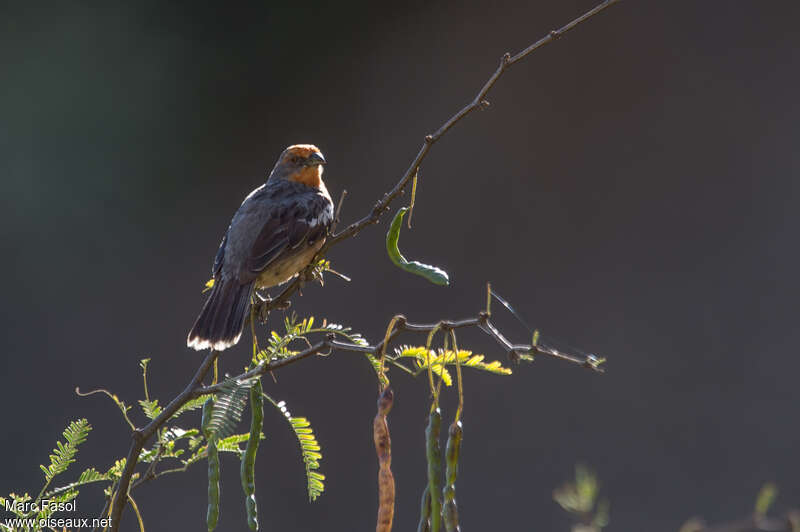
[442,420,463,532]
[203,398,220,531]
[444,421,462,487]
[241,380,264,530]
[417,485,431,532]
[207,440,220,531]
[386,207,449,286]
[442,494,458,532]
[201,396,213,435]
[425,408,443,532]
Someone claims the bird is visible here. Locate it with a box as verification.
[187,144,334,351]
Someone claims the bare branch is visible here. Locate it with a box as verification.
[197,311,603,396]
[107,2,620,529]
[251,0,621,319]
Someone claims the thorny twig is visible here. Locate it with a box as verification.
[107,2,620,528]
[196,311,603,397]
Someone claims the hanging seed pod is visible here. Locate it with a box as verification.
[386,207,449,286]
[241,379,264,530]
[441,421,463,532]
[425,408,443,532]
[374,387,395,532]
[202,398,220,532]
[417,485,432,532]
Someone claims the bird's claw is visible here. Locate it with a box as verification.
[252,291,290,322]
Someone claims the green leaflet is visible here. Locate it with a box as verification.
[43,468,110,499]
[386,207,449,286]
[264,394,325,502]
[139,427,201,463]
[205,378,257,441]
[396,346,512,385]
[39,420,91,483]
[179,432,255,474]
[171,394,214,420]
[139,399,162,420]
[258,314,368,363]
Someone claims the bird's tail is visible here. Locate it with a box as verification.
[187,279,253,351]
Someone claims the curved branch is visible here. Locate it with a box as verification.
[251,0,621,319]
[197,311,603,396]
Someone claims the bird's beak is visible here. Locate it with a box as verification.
[305,152,326,166]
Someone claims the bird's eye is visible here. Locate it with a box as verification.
[291,156,301,164]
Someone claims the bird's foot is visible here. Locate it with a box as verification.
[253,292,291,322]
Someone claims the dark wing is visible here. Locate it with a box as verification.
[244,191,331,274]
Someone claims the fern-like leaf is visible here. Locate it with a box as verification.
[164,426,199,442]
[264,394,325,501]
[180,433,258,468]
[205,378,255,441]
[396,346,453,384]
[170,394,213,420]
[217,432,264,455]
[35,490,80,521]
[139,427,200,462]
[1,493,33,519]
[44,468,110,498]
[139,399,162,420]
[395,346,512,384]
[40,419,91,482]
[257,315,369,363]
[106,459,127,481]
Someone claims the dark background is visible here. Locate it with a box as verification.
[1,1,798,530]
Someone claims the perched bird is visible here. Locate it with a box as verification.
[187,144,333,351]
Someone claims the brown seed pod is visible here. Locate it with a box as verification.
[374,387,395,532]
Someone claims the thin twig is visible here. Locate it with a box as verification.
[448,329,464,422]
[198,312,603,396]
[106,2,619,529]
[127,494,145,532]
[75,388,136,431]
[331,189,348,234]
[250,0,621,322]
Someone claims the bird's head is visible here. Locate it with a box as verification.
[268,144,327,188]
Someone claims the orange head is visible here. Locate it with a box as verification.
[268,144,327,188]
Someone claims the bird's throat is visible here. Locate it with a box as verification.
[288,166,323,189]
